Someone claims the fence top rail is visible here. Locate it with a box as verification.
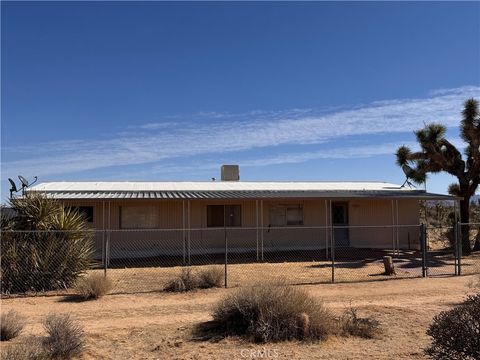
[459,222,480,226]
[2,224,424,233]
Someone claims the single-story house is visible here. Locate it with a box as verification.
[26,166,456,259]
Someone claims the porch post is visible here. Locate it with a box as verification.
[260,200,264,261]
[395,199,399,253]
[324,199,329,260]
[329,199,334,283]
[391,200,395,256]
[102,201,106,275]
[187,200,191,265]
[182,200,186,265]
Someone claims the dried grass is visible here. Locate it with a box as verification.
[164,267,223,292]
[42,314,84,359]
[197,267,224,289]
[75,273,112,300]
[341,307,380,339]
[1,310,26,341]
[209,284,335,342]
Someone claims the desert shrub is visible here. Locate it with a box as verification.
[1,310,26,341]
[1,194,94,294]
[164,268,200,292]
[197,267,224,289]
[75,273,112,300]
[210,284,335,342]
[425,293,480,360]
[42,314,84,360]
[2,338,46,360]
[341,307,380,339]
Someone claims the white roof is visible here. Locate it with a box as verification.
[30,181,408,192]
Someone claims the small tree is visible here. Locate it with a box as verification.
[1,193,94,293]
[396,98,480,254]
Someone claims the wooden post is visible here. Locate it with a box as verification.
[383,256,395,275]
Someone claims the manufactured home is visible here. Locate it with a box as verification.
[27,166,455,259]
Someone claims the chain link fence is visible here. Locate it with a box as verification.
[2,224,479,295]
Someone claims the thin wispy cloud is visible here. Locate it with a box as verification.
[2,86,479,178]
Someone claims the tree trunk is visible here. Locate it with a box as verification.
[460,196,471,255]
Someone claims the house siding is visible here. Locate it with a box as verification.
[61,198,420,258]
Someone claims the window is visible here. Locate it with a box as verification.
[120,206,157,229]
[269,204,303,226]
[67,206,94,223]
[207,205,241,227]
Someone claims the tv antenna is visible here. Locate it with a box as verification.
[401,165,416,188]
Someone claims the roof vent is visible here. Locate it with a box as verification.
[221,165,240,181]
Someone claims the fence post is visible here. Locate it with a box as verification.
[454,221,458,276]
[224,227,228,288]
[420,224,427,277]
[457,222,462,276]
[103,230,108,277]
[331,225,335,284]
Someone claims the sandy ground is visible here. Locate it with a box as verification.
[1,275,478,360]
[91,251,480,294]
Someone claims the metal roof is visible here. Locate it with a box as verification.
[27,181,457,200]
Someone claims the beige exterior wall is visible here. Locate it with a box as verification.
[61,198,420,258]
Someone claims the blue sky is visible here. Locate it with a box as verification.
[1,2,480,201]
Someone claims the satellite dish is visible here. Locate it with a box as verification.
[17,175,38,195]
[8,178,19,198]
[401,164,416,188]
[8,178,18,192]
[18,175,29,187]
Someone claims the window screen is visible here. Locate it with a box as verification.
[207,205,241,227]
[120,206,158,229]
[269,204,303,226]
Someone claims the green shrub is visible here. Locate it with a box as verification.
[1,194,93,294]
[210,284,335,342]
[75,273,112,300]
[42,314,84,360]
[425,293,480,360]
[1,310,26,341]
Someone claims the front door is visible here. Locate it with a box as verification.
[332,202,349,247]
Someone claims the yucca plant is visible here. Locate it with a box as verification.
[1,193,94,294]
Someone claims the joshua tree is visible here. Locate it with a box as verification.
[396,98,480,254]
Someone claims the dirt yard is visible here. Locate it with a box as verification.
[1,275,478,360]
[89,251,480,294]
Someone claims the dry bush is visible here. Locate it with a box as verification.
[197,267,224,289]
[164,268,199,292]
[75,273,112,300]
[468,275,480,291]
[2,338,45,360]
[42,314,84,360]
[1,310,26,341]
[341,307,380,339]
[210,284,335,342]
[425,293,480,360]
